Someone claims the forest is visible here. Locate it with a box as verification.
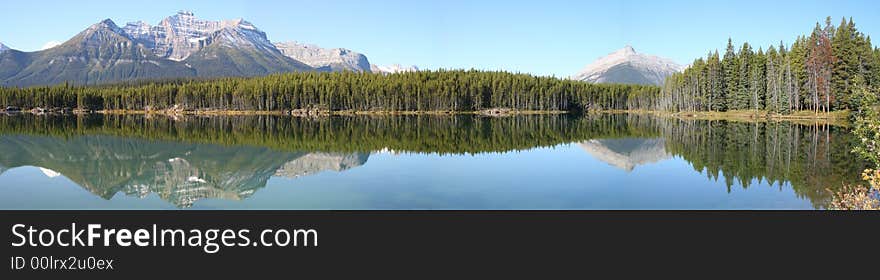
[659,17,880,114]
[0,113,661,154]
[0,70,659,113]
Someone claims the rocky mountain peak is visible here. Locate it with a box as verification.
[0,42,9,54]
[89,19,125,34]
[572,46,682,86]
[124,12,274,61]
[69,18,132,48]
[274,41,372,72]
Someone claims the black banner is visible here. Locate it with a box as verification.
[1,211,878,278]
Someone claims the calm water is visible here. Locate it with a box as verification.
[0,113,865,209]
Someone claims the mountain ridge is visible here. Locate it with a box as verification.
[0,12,315,86]
[275,41,373,72]
[572,46,682,86]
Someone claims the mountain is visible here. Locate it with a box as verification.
[578,138,671,171]
[0,19,196,87]
[123,11,243,61]
[0,42,8,54]
[0,12,313,87]
[125,11,312,77]
[371,64,419,74]
[274,41,372,72]
[572,46,683,86]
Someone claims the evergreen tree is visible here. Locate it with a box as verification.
[721,38,738,111]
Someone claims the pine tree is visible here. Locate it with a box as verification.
[766,45,781,113]
[733,42,754,110]
[708,50,724,111]
[832,17,857,110]
[722,38,738,111]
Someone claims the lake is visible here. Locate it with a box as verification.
[0,113,865,210]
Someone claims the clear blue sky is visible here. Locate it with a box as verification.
[1,0,878,77]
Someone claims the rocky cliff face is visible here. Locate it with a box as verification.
[122,11,275,61]
[274,41,372,72]
[0,19,196,87]
[572,46,682,86]
[0,12,315,86]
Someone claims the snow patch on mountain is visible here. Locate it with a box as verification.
[370,64,419,74]
[274,41,372,72]
[122,11,278,61]
[572,46,683,86]
[41,41,62,50]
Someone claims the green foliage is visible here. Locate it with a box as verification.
[661,17,879,114]
[850,77,879,166]
[0,70,661,113]
[0,114,662,155]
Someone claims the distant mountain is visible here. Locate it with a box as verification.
[0,42,8,54]
[370,64,419,74]
[0,19,196,87]
[125,11,312,77]
[0,11,313,87]
[275,41,372,72]
[578,138,671,171]
[572,46,682,86]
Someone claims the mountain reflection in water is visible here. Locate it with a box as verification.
[0,113,867,209]
[0,133,368,208]
[578,138,670,171]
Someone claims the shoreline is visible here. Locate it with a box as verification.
[80,109,569,117]
[1,108,851,124]
[599,109,851,125]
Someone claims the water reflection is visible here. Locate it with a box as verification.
[0,114,866,209]
[0,133,369,208]
[578,138,670,171]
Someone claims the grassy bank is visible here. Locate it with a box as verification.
[597,109,851,126]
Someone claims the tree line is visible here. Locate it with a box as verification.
[0,70,660,113]
[659,17,880,113]
[0,113,662,154]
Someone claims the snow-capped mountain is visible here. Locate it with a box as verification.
[371,64,419,74]
[122,11,275,61]
[0,19,196,87]
[1,12,313,86]
[572,46,683,86]
[0,42,9,54]
[1,10,422,87]
[274,41,372,72]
